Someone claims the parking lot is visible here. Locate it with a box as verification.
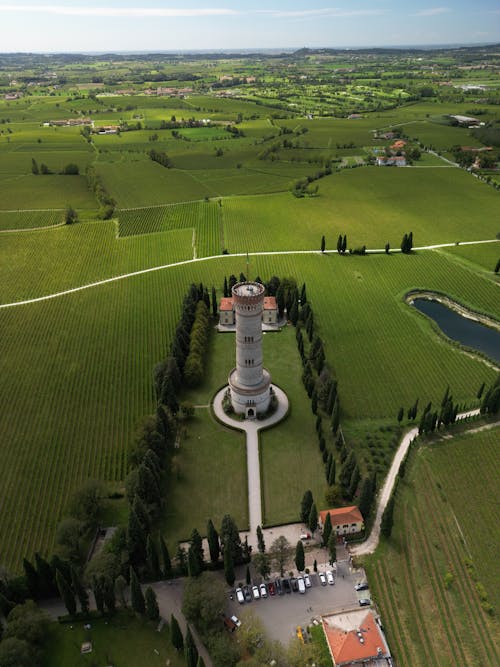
[227,555,371,645]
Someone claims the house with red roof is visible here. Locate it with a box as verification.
[218,296,278,327]
[319,506,364,536]
[322,609,392,666]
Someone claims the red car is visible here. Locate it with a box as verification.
[268,581,276,596]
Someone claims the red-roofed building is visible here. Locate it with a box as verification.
[322,609,391,666]
[219,296,278,327]
[319,506,364,536]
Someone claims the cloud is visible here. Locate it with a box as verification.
[412,7,451,17]
[0,5,386,20]
[0,5,238,17]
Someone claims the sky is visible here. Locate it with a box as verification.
[0,1,498,52]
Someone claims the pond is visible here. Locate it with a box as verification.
[412,298,500,364]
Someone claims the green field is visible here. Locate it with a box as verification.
[364,427,500,667]
[43,612,186,667]
[0,50,499,589]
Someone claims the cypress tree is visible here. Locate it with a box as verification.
[132,494,151,533]
[300,490,313,524]
[342,234,347,253]
[23,559,39,599]
[130,567,145,615]
[348,465,360,500]
[327,532,337,565]
[358,477,374,520]
[328,458,336,486]
[300,282,307,304]
[56,570,76,616]
[223,542,235,586]
[93,576,105,614]
[321,235,326,253]
[256,525,266,554]
[176,546,187,575]
[143,449,162,482]
[477,382,485,399]
[159,534,172,577]
[127,505,147,566]
[381,495,395,538]
[295,540,305,572]
[189,528,204,574]
[220,514,243,564]
[223,276,228,298]
[308,503,318,533]
[147,534,160,579]
[70,566,89,614]
[171,613,184,651]
[211,286,217,317]
[145,586,160,621]
[188,545,201,578]
[114,575,128,608]
[36,552,56,598]
[322,512,332,547]
[397,406,404,423]
[331,399,340,434]
[206,519,220,564]
[185,626,199,667]
[337,234,342,254]
[102,575,116,613]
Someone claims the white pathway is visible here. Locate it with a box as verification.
[350,408,481,557]
[1,239,498,310]
[212,385,289,534]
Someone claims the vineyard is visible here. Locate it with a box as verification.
[364,427,500,667]
[0,209,63,231]
[118,200,222,258]
[0,250,498,569]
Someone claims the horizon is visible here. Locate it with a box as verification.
[0,1,499,52]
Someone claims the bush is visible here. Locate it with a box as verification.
[62,163,79,175]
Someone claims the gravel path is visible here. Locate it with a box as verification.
[350,408,481,556]
[1,239,497,310]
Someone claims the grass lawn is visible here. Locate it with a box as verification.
[260,326,328,526]
[42,611,186,667]
[363,426,500,667]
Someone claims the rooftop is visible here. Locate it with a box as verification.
[319,506,364,526]
[323,609,390,665]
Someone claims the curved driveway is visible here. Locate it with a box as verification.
[350,408,480,557]
[212,385,289,534]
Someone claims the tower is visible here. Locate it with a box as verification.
[228,282,271,417]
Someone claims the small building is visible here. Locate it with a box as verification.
[319,506,364,535]
[376,155,406,167]
[219,297,235,325]
[449,114,479,126]
[322,609,391,666]
[219,295,278,327]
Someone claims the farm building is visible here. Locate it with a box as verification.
[376,155,406,167]
[322,609,392,666]
[319,506,364,535]
[449,114,480,126]
[218,296,278,327]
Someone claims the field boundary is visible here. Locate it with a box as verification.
[1,239,498,310]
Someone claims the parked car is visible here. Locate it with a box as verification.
[326,570,335,585]
[235,587,244,604]
[359,598,371,607]
[243,585,252,602]
[304,573,312,588]
[282,578,291,594]
[297,576,306,594]
[259,583,268,598]
[275,579,283,595]
[252,584,260,600]
[355,582,369,591]
[300,533,311,541]
[290,577,299,592]
[230,615,242,628]
[268,581,276,596]
[319,572,327,586]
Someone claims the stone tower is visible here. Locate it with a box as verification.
[228,282,271,417]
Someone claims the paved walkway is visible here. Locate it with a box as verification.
[212,385,289,535]
[350,408,481,556]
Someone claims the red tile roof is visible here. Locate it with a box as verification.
[319,506,363,526]
[220,297,234,311]
[263,296,277,310]
[323,611,387,665]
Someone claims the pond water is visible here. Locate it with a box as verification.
[412,298,500,364]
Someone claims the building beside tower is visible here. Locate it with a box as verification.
[228,282,272,418]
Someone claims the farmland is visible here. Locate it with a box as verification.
[364,427,500,667]
[0,42,498,610]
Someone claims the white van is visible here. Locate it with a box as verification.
[235,587,244,604]
[297,576,306,594]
